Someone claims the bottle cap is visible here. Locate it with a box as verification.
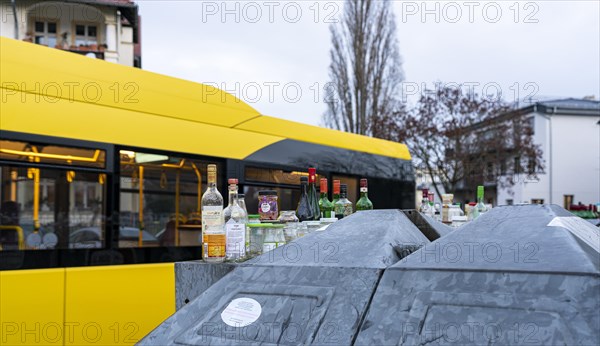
[300,176,308,183]
[228,178,238,184]
[422,188,428,196]
[320,178,328,192]
[340,184,347,193]
[258,190,277,195]
[360,178,368,188]
[207,164,216,172]
[308,167,316,175]
[477,185,484,197]
[333,180,341,194]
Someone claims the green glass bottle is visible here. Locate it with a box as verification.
[332,180,341,205]
[472,185,488,220]
[318,178,335,218]
[355,178,374,211]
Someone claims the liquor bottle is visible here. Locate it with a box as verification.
[356,178,374,211]
[426,192,435,217]
[307,168,320,220]
[472,185,488,220]
[419,188,429,213]
[318,178,335,218]
[296,176,313,221]
[332,180,341,204]
[334,184,353,219]
[223,178,247,261]
[202,164,225,263]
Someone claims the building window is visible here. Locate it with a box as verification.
[34,21,57,47]
[564,195,574,210]
[513,157,521,174]
[506,199,514,205]
[500,160,507,175]
[75,24,98,46]
[526,116,535,135]
[531,199,544,205]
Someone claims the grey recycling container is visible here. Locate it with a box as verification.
[138,210,430,345]
[355,204,600,345]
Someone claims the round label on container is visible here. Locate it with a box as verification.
[260,202,271,213]
[221,298,262,327]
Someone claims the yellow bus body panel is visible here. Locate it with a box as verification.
[236,115,412,160]
[0,37,259,128]
[0,90,283,160]
[0,269,65,345]
[64,263,174,345]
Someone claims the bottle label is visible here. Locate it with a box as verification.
[225,220,246,258]
[360,187,367,193]
[343,204,353,217]
[202,206,223,230]
[260,202,271,213]
[203,233,225,258]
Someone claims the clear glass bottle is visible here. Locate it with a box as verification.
[223,178,247,261]
[238,193,248,217]
[332,179,341,205]
[472,185,489,220]
[334,184,353,219]
[318,178,335,218]
[296,176,313,221]
[356,178,373,211]
[202,164,224,263]
[307,168,320,220]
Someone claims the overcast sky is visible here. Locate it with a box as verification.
[138,0,600,126]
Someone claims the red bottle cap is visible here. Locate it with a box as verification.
[333,180,340,194]
[422,188,428,196]
[360,178,368,188]
[228,178,238,184]
[308,168,316,183]
[320,178,328,192]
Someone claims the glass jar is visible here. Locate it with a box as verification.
[262,224,286,253]
[441,194,454,223]
[258,190,278,221]
[278,210,299,223]
[247,223,264,257]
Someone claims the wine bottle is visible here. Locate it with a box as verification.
[332,179,341,205]
[334,184,353,219]
[318,178,335,218]
[472,185,488,220]
[202,164,224,263]
[296,176,313,221]
[307,168,320,220]
[356,178,373,211]
[223,178,246,261]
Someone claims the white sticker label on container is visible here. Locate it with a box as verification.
[547,216,600,253]
[260,202,271,213]
[221,297,262,327]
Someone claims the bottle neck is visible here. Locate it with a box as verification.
[228,187,238,206]
[320,191,328,199]
[208,173,217,188]
[477,196,484,204]
[301,183,308,195]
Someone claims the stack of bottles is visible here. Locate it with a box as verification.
[200,165,376,263]
[418,185,491,228]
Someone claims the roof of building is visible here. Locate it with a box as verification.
[537,98,600,111]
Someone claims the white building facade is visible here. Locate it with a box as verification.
[1,0,140,67]
[497,99,600,207]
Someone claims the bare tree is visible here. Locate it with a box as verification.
[394,85,544,200]
[324,0,404,138]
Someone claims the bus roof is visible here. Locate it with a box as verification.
[0,37,411,161]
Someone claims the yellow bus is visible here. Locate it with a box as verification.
[0,37,414,345]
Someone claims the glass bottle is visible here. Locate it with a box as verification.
[356,178,373,211]
[318,178,335,218]
[202,164,224,263]
[238,193,248,217]
[426,192,436,218]
[307,168,320,220]
[472,185,488,220]
[223,178,247,261]
[334,184,353,219]
[419,188,429,213]
[332,179,341,205]
[296,176,313,221]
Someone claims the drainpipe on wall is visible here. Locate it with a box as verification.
[11,0,18,39]
[540,107,554,205]
[116,10,121,62]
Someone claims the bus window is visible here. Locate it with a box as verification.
[0,139,106,168]
[0,165,106,250]
[118,150,218,247]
